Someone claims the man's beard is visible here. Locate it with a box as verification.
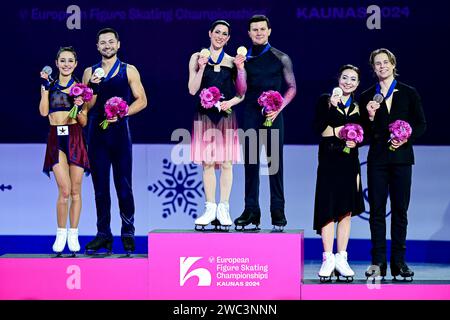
[101,50,117,59]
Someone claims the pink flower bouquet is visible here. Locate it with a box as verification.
[99,96,129,129]
[199,86,230,114]
[388,120,412,151]
[338,123,364,154]
[257,90,284,127]
[68,83,94,118]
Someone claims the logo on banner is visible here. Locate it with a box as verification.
[179,256,270,288]
[180,257,212,287]
[148,159,203,219]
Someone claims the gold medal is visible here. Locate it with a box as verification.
[199,48,211,58]
[237,46,248,57]
[214,65,221,72]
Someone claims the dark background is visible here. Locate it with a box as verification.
[2,0,449,145]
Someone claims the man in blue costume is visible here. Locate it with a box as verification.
[83,28,147,255]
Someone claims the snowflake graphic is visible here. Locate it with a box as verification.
[0,184,12,192]
[148,159,203,219]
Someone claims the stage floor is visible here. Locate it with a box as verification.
[303,260,450,283]
[3,254,449,282]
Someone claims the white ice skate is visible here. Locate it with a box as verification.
[52,228,67,256]
[67,228,80,256]
[216,202,232,230]
[195,202,217,231]
[318,252,335,283]
[335,251,355,282]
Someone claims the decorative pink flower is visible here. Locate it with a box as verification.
[339,123,364,153]
[199,86,225,111]
[388,120,412,151]
[70,85,83,96]
[69,83,94,103]
[118,100,129,118]
[105,105,119,119]
[100,96,129,129]
[82,87,94,102]
[257,90,284,126]
[68,83,94,119]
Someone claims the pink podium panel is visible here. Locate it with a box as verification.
[302,282,450,300]
[147,230,303,300]
[0,254,149,300]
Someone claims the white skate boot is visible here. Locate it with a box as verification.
[195,202,217,231]
[52,228,67,256]
[216,202,232,230]
[335,251,355,282]
[67,228,80,256]
[318,252,335,283]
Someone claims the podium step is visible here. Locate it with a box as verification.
[0,254,148,300]
[148,229,303,300]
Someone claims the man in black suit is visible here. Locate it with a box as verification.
[360,48,426,281]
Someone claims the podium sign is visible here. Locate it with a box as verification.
[148,230,303,300]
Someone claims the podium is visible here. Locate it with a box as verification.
[0,230,303,300]
[0,254,149,300]
[148,230,303,300]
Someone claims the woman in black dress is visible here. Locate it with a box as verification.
[313,64,365,281]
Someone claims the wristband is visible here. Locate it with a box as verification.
[41,78,51,91]
[89,81,100,95]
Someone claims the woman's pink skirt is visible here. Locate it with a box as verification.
[191,112,241,166]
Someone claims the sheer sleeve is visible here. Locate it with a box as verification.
[271,48,297,107]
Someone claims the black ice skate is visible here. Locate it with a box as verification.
[391,262,414,282]
[121,236,135,257]
[271,209,287,232]
[234,209,261,231]
[84,236,113,255]
[365,262,387,282]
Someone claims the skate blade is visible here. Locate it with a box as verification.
[319,276,333,283]
[216,224,232,232]
[366,276,385,283]
[271,226,285,232]
[84,250,113,257]
[392,276,414,282]
[195,225,223,232]
[336,276,354,283]
[235,225,261,232]
[119,252,134,258]
[194,225,208,231]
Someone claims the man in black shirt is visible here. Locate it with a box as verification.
[360,48,426,281]
[234,15,297,231]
